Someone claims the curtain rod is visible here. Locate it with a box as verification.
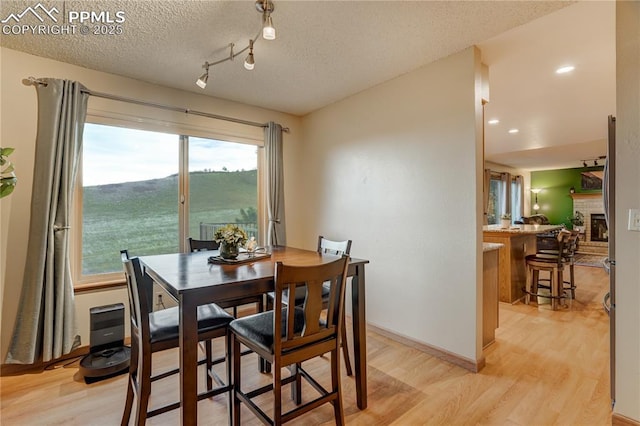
[24,77,289,132]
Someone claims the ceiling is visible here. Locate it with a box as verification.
[1,1,615,171]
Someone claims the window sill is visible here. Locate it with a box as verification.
[74,278,126,294]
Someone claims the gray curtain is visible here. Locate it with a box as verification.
[483,168,491,225]
[265,122,286,246]
[515,175,524,220]
[500,172,512,217]
[6,79,87,364]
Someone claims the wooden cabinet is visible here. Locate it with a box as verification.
[482,244,500,348]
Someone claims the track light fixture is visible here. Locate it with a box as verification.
[195,0,276,89]
[580,156,606,168]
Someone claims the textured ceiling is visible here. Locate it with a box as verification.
[1,0,615,170]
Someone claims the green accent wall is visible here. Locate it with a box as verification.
[531,166,603,228]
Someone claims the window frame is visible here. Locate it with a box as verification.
[72,111,265,289]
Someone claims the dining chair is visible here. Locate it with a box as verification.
[187,237,265,318]
[230,255,350,425]
[265,236,353,376]
[120,252,233,425]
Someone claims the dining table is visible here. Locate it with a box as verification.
[139,245,370,425]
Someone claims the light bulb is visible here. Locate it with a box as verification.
[533,203,540,211]
[263,15,275,40]
[244,53,255,70]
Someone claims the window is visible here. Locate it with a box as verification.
[487,172,523,224]
[74,123,261,285]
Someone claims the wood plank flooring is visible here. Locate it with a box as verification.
[0,265,611,425]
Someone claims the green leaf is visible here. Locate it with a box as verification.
[0,147,15,156]
[0,182,16,198]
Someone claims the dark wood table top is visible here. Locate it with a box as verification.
[140,245,369,301]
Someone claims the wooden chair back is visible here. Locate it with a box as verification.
[317,235,352,256]
[272,256,350,355]
[121,254,152,351]
[187,237,219,252]
[553,230,573,265]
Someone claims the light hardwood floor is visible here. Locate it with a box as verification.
[1,265,611,425]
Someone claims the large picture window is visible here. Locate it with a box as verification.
[75,123,261,285]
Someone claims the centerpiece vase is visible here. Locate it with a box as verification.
[219,241,239,259]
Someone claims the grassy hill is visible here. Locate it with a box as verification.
[82,170,257,274]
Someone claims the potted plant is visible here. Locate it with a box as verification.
[213,224,248,259]
[568,210,585,232]
[500,213,511,228]
[0,147,17,198]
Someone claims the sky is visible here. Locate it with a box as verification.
[82,123,258,186]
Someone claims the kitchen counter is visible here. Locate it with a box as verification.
[483,224,563,303]
[483,224,563,234]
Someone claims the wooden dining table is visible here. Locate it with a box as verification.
[139,245,370,425]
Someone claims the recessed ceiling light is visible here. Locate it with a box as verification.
[556,65,575,74]
[508,129,519,134]
[488,119,500,125]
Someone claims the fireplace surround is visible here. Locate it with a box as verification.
[570,193,608,255]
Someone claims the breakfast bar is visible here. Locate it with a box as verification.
[483,224,563,303]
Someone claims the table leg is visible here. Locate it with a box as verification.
[351,265,368,409]
[179,295,199,426]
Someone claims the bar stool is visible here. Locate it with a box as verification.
[524,230,572,310]
[536,229,580,299]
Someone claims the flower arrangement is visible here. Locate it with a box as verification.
[213,224,248,247]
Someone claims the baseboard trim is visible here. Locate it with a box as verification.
[367,323,485,372]
[613,413,640,426]
[1,345,90,376]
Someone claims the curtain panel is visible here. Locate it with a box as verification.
[500,172,512,218]
[483,168,491,225]
[265,122,286,246]
[6,79,87,364]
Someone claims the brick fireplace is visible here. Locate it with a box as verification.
[570,193,608,255]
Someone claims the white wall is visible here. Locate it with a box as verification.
[0,47,301,360]
[296,47,485,362]
[614,2,640,421]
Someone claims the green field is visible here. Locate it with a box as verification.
[82,170,257,274]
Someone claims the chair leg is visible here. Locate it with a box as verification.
[121,379,134,426]
[340,317,353,377]
[232,335,242,426]
[525,265,532,305]
[273,359,283,425]
[134,350,152,426]
[225,332,232,426]
[205,340,213,391]
[121,343,138,426]
[331,347,345,426]
[290,363,302,404]
[569,262,576,299]
[551,268,559,311]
